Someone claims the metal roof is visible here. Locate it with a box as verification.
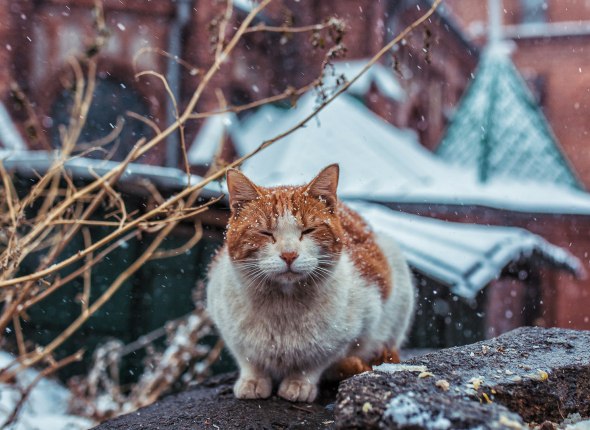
[437,45,581,189]
[0,150,222,197]
[347,201,584,298]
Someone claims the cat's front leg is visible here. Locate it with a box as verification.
[278,367,323,403]
[234,359,272,400]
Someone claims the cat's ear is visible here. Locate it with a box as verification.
[306,164,339,209]
[227,169,261,212]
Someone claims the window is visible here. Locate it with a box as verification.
[50,77,151,162]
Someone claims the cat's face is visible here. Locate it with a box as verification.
[225,165,343,289]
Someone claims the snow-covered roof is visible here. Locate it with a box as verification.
[0,102,26,151]
[188,112,238,165]
[437,45,581,189]
[347,201,583,298]
[0,150,222,196]
[323,60,405,101]
[234,92,590,214]
[232,0,256,13]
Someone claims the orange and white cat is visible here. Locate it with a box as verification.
[206,164,415,403]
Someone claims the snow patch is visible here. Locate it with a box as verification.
[0,351,93,429]
[384,393,451,430]
[373,363,428,373]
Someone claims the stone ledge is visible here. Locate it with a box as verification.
[336,327,590,429]
[94,327,590,429]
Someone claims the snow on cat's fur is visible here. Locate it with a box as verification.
[206,164,415,402]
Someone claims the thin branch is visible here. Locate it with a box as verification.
[22,231,140,311]
[132,47,200,77]
[12,315,26,357]
[215,0,234,61]
[244,22,330,34]
[81,227,93,313]
[17,222,176,371]
[150,222,203,260]
[126,111,161,136]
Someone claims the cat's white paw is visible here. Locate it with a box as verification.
[233,376,272,399]
[278,378,318,403]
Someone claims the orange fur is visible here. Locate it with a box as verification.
[331,346,401,380]
[225,185,392,300]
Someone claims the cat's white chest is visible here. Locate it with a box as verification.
[206,248,376,375]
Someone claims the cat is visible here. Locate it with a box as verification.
[206,164,415,403]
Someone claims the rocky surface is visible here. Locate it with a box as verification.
[336,327,590,429]
[92,372,337,429]
[94,327,589,429]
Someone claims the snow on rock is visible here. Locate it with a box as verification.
[335,327,590,429]
[372,363,428,373]
[384,393,451,430]
[0,351,93,430]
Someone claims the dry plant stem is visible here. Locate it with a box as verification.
[0,58,97,282]
[0,139,140,292]
[77,116,125,150]
[12,315,25,356]
[0,350,83,429]
[134,70,190,184]
[6,196,219,298]
[50,220,128,227]
[0,0,271,282]
[88,168,128,229]
[81,227,92,313]
[188,80,317,120]
[132,46,200,77]
[243,22,331,34]
[22,231,140,311]
[126,110,162,136]
[150,222,203,260]
[0,143,143,335]
[37,172,62,220]
[0,161,18,228]
[7,195,218,375]
[8,82,51,149]
[0,0,439,289]
[13,222,177,372]
[215,0,234,61]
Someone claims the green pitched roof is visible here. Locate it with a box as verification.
[437,46,581,189]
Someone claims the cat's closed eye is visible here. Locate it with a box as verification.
[300,228,316,239]
[259,230,275,242]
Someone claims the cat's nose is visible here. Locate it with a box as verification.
[280,251,299,266]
